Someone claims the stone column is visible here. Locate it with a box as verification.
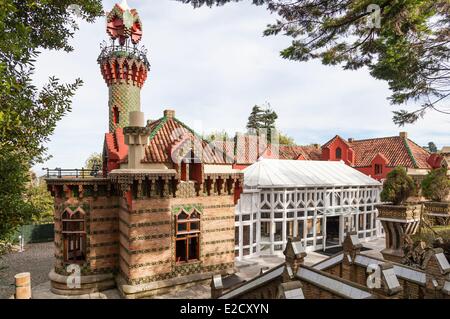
[124,111,151,169]
[376,204,421,263]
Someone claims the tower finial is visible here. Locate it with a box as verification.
[119,0,130,11]
[106,1,143,46]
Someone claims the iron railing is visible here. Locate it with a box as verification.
[97,40,150,67]
[42,167,102,179]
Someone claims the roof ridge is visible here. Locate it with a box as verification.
[349,135,401,143]
[148,116,168,141]
[401,137,418,168]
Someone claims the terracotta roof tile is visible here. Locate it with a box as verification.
[349,136,431,169]
[143,116,227,164]
[278,145,322,161]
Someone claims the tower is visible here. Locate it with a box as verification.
[98,0,150,132]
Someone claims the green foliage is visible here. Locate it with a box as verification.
[0,151,35,241]
[380,167,416,205]
[25,177,54,225]
[278,132,297,146]
[428,142,438,153]
[246,105,264,133]
[203,130,230,143]
[0,0,103,164]
[0,1,103,242]
[421,167,450,202]
[246,104,278,141]
[85,152,102,170]
[178,0,450,126]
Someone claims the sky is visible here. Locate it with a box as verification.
[32,0,450,174]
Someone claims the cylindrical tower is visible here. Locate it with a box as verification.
[98,0,150,132]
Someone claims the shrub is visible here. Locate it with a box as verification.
[381,167,416,205]
[421,167,450,202]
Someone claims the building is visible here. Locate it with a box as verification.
[234,160,382,260]
[214,234,450,299]
[320,133,443,181]
[45,1,242,298]
[214,132,443,182]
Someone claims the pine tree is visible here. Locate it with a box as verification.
[246,105,264,133]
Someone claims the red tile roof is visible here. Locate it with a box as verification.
[143,116,229,164]
[349,136,432,169]
[278,145,322,161]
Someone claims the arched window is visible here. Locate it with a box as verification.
[335,147,342,159]
[175,210,200,263]
[62,209,86,263]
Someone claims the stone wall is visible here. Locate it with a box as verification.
[118,195,235,286]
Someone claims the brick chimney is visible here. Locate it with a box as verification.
[164,109,175,118]
[399,132,408,139]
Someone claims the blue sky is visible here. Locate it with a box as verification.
[32,0,450,173]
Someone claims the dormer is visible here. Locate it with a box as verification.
[321,135,355,165]
[371,152,389,179]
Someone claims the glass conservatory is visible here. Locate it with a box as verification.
[234,160,382,260]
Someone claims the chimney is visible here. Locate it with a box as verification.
[399,132,408,139]
[348,138,354,143]
[164,109,175,118]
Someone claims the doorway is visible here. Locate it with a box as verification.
[325,216,340,248]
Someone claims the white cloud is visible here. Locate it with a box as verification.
[33,0,449,173]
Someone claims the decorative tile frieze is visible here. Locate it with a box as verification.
[171,203,204,215]
[203,239,234,245]
[119,217,170,228]
[120,243,170,255]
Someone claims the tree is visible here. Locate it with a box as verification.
[278,133,296,146]
[203,130,230,143]
[25,177,54,225]
[428,142,438,153]
[246,105,264,133]
[0,0,103,164]
[0,1,103,242]
[178,0,450,126]
[421,167,449,202]
[381,167,416,205]
[246,104,278,141]
[85,152,102,170]
[261,107,278,139]
[0,152,35,242]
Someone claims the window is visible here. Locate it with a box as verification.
[307,219,314,238]
[297,220,305,239]
[335,147,342,159]
[62,209,86,263]
[113,106,120,125]
[375,164,383,175]
[176,210,200,263]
